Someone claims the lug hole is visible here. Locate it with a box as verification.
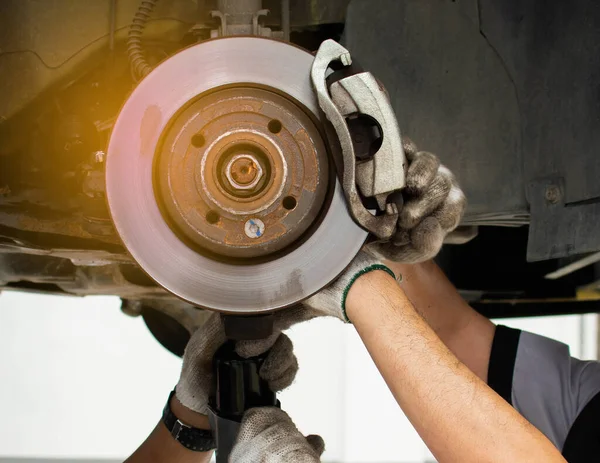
[282,196,297,211]
[191,134,206,148]
[268,119,283,134]
[206,210,220,224]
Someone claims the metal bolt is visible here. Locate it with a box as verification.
[245,218,265,239]
[545,185,561,204]
[225,154,264,191]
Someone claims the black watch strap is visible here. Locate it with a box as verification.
[162,390,216,452]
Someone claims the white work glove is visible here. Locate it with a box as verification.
[175,312,298,415]
[367,137,467,263]
[301,251,394,322]
[296,138,466,322]
[230,407,325,462]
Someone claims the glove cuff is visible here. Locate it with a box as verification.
[341,264,396,323]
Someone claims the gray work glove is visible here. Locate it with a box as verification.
[367,137,467,263]
[175,312,298,415]
[230,407,325,462]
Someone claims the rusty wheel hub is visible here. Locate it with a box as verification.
[156,87,329,259]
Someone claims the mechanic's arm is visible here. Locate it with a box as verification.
[366,137,494,383]
[367,140,600,455]
[125,398,212,463]
[346,269,566,463]
[386,259,496,382]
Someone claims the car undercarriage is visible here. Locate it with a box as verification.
[1,0,599,355]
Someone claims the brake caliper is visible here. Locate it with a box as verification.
[311,39,406,240]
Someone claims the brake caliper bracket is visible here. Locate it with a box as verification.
[311,39,406,240]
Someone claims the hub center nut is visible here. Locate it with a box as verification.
[225,154,264,191]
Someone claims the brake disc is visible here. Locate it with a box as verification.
[106,37,368,314]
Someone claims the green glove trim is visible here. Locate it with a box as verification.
[341,264,396,323]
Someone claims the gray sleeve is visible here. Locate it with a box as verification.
[511,330,600,451]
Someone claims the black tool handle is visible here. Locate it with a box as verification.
[208,340,278,463]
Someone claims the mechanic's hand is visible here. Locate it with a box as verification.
[230,407,325,462]
[175,312,298,415]
[301,251,394,323]
[367,137,467,263]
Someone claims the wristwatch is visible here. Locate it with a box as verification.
[162,390,216,452]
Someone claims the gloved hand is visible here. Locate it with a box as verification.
[297,138,465,322]
[301,251,394,322]
[175,312,298,415]
[367,137,467,263]
[230,407,325,462]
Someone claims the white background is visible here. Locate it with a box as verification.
[0,291,597,462]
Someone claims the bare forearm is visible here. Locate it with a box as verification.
[385,260,495,381]
[126,397,213,463]
[347,271,566,463]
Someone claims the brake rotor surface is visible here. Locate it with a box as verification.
[106,37,368,313]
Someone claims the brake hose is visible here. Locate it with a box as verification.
[127,0,160,81]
